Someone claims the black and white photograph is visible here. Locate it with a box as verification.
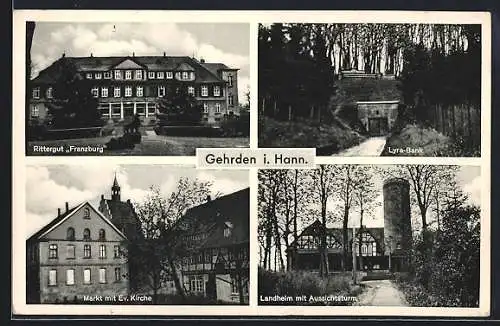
[25,165,249,305]
[258,165,482,306]
[26,22,250,155]
[258,23,482,157]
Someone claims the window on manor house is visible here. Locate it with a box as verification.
[49,244,58,259]
[203,102,209,113]
[86,73,92,79]
[157,71,164,79]
[84,244,91,258]
[114,87,121,98]
[228,96,233,106]
[99,268,107,283]
[84,207,90,219]
[99,245,107,259]
[83,228,91,241]
[31,105,39,117]
[66,227,75,240]
[190,72,195,80]
[125,70,132,80]
[227,75,233,87]
[136,86,143,97]
[104,71,112,79]
[101,87,108,98]
[125,86,132,97]
[148,71,155,79]
[201,86,208,97]
[66,269,75,285]
[215,103,221,114]
[46,87,53,99]
[32,87,40,99]
[166,71,173,79]
[91,87,99,98]
[114,245,121,258]
[66,245,75,259]
[114,70,122,80]
[135,70,143,80]
[213,86,220,97]
[48,270,57,286]
[158,86,165,97]
[83,268,91,284]
[187,86,195,96]
[182,71,189,80]
[95,72,102,79]
[372,241,377,256]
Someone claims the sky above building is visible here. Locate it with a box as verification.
[324,165,481,232]
[30,22,250,105]
[25,165,249,237]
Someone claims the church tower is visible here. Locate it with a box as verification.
[111,174,121,202]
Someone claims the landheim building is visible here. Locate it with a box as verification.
[28,53,239,125]
[288,178,412,273]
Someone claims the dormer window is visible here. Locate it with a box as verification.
[95,72,102,79]
[86,73,92,79]
[223,221,233,238]
[214,86,220,97]
[32,87,40,99]
[104,71,112,79]
[157,71,165,79]
[148,71,155,79]
[135,70,143,80]
[125,70,132,80]
[182,71,189,80]
[190,72,195,80]
[114,70,122,80]
[166,71,173,79]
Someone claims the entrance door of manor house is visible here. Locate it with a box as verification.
[123,102,134,118]
[368,117,388,136]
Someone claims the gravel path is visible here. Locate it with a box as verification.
[355,280,409,306]
[333,136,387,156]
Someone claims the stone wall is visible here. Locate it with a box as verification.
[357,101,399,134]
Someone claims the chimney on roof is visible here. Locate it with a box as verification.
[65,202,69,212]
[101,194,104,200]
[58,208,61,216]
[200,58,205,64]
[163,51,166,57]
[132,52,135,57]
[61,52,66,58]
[206,195,211,202]
[90,53,93,57]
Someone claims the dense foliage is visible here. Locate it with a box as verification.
[46,59,102,129]
[156,80,203,126]
[396,193,480,307]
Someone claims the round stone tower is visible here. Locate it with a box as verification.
[383,178,412,271]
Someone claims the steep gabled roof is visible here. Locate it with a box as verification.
[27,202,127,242]
[177,188,250,249]
[31,55,231,84]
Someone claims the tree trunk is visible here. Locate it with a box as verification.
[168,255,186,301]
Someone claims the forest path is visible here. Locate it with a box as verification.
[333,136,386,156]
[355,280,409,306]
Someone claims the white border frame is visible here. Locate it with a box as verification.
[12,10,491,317]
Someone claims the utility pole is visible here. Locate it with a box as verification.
[352,226,357,284]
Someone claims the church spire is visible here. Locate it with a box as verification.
[111,173,121,201]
